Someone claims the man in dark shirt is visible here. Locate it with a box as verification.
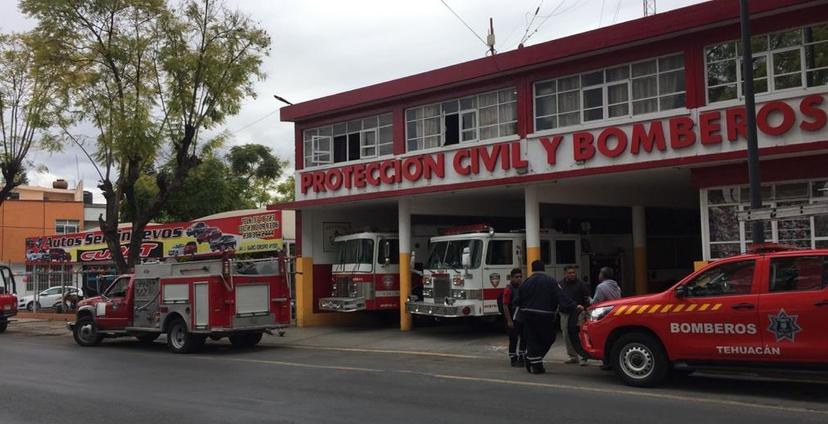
[560,266,590,365]
[514,260,578,374]
[501,268,525,367]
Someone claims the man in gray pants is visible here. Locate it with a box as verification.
[592,266,622,370]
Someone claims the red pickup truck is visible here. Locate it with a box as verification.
[581,245,828,387]
[0,266,18,333]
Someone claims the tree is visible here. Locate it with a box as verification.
[23,0,270,273]
[0,33,64,205]
[227,144,285,207]
[274,175,295,203]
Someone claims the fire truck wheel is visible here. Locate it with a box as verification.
[166,318,203,354]
[610,332,670,388]
[229,332,262,348]
[73,316,103,347]
[0,320,7,333]
[135,333,159,344]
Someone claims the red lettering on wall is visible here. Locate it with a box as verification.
[325,169,343,191]
[453,149,471,175]
[597,127,627,158]
[479,145,500,172]
[500,142,511,171]
[800,94,827,132]
[669,116,696,149]
[380,161,396,184]
[511,141,528,169]
[392,161,402,183]
[342,167,354,189]
[539,136,563,165]
[422,154,445,179]
[300,173,313,194]
[312,172,326,192]
[699,111,722,145]
[573,132,595,161]
[630,121,666,154]
[365,163,380,186]
[757,101,796,136]
[726,107,747,142]
[402,158,423,181]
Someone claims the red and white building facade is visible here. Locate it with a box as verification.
[278,0,828,329]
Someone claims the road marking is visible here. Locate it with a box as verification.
[428,374,828,416]
[283,344,483,359]
[193,355,383,373]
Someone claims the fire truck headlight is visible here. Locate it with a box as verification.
[451,289,466,300]
[452,275,464,286]
[588,306,614,321]
[423,276,432,286]
[422,288,433,298]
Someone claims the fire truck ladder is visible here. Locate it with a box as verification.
[737,203,828,222]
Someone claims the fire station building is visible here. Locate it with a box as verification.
[278,0,828,329]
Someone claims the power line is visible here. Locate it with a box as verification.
[518,0,544,46]
[521,0,588,46]
[227,109,278,136]
[439,0,488,47]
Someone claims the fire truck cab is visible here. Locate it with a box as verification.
[319,232,416,312]
[406,226,581,318]
[69,255,291,353]
[0,266,17,333]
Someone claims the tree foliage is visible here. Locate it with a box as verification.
[274,175,295,203]
[0,33,65,205]
[22,0,271,273]
[227,144,285,207]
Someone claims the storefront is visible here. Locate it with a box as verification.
[277,0,828,329]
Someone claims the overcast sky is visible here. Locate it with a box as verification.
[0,0,707,202]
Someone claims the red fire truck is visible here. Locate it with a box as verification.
[581,244,828,387]
[69,255,291,353]
[0,266,17,333]
[319,232,417,312]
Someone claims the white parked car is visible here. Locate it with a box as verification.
[18,286,83,311]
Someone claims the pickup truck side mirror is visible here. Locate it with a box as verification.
[675,285,688,298]
[461,247,471,269]
[383,242,391,266]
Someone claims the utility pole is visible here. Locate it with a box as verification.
[740,0,765,244]
[643,0,656,17]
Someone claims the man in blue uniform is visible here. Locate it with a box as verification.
[514,260,577,374]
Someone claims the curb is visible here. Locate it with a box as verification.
[15,312,73,322]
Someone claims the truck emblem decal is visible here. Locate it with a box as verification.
[489,273,501,288]
[767,309,801,343]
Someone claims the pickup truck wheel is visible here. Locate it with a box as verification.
[167,318,202,354]
[73,316,103,347]
[0,320,7,333]
[135,333,159,344]
[610,332,670,387]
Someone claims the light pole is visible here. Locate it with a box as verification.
[740,0,764,244]
[273,94,293,106]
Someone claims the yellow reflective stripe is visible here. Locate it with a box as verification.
[673,304,685,313]
[686,304,697,312]
[637,305,650,314]
[625,305,639,314]
[699,303,710,311]
[648,304,661,313]
[614,305,628,316]
[711,303,722,311]
[660,304,673,313]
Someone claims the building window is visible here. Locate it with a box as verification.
[701,180,828,259]
[705,22,828,103]
[405,88,517,152]
[303,113,393,168]
[534,53,685,131]
[55,220,80,235]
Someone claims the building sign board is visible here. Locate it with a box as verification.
[297,94,828,201]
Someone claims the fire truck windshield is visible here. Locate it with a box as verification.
[337,239,374,265]
[427,240,483,269]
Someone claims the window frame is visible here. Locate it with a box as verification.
[768,255,828,293]
[55,219,80,235]
[303,112,393,169]
[684,259,757,298]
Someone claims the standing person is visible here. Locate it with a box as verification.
[560,266,590,366]
[501,268,525,367]
[592,267,622,304]
[514,260,578,375]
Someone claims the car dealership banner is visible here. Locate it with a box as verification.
[25,211,283,263]
[296,93,828,202]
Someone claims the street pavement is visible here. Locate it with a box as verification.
[2,319,827,424]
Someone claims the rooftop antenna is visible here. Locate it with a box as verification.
[486,17,496,56]
[643,0,656,16]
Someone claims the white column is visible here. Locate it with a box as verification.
[524,186,540,270]
[398,198,412,331]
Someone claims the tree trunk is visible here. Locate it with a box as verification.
[98,180,129,274]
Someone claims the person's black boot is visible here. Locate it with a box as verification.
[529,363,546,374]
[510,356,519,367]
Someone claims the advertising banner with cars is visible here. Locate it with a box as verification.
[25,211,283,263]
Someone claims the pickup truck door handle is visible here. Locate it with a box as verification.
[731,303,755,310]
[815,300,828,307]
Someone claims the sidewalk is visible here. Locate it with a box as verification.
[5,316,574,361]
